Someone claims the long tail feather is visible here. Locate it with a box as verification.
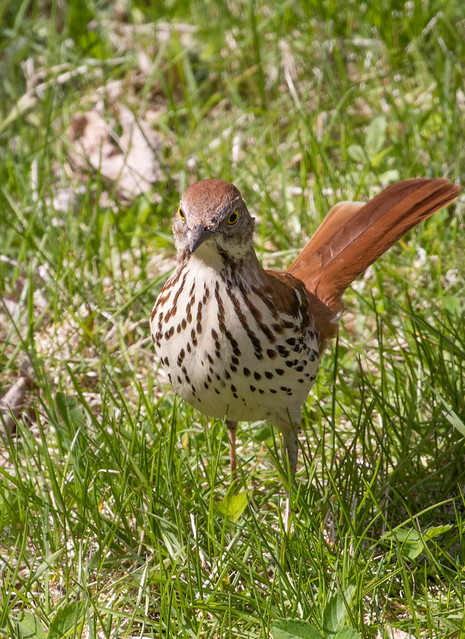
[288,178,460,313]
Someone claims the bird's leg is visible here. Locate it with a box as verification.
[280,422,299,532]
[281,425,299,476]
[226,420,238,481]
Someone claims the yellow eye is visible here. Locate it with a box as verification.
[178,206,185,221]
[228,210,239,225]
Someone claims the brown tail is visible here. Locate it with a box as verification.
[288,178,459,315]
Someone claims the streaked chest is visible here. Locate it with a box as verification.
[151,258,320,421]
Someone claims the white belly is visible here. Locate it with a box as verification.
[151,258,320,426]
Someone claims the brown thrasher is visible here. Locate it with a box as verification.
[151,178,459,476]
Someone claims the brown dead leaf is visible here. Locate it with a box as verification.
[0,357,35,434]
[68,105,163,201]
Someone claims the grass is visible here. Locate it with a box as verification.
[1,0,465,637]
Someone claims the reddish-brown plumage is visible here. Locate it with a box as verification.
[287,178,460,342]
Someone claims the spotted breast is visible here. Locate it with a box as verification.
[151,248,320,428]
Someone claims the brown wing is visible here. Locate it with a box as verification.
[265,270,339,346]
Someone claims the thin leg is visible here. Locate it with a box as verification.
[279,422,299,532]
[226,420,238,479]
[281,424,298,476]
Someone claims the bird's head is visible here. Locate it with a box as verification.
[172,179,255,264]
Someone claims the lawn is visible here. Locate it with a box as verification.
[1,1,464,637]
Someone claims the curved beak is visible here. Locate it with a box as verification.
[189,224,212,253]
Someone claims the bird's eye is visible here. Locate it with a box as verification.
[228,210,239,225]
[178,206,185,221]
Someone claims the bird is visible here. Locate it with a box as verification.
[150,177,460,479]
